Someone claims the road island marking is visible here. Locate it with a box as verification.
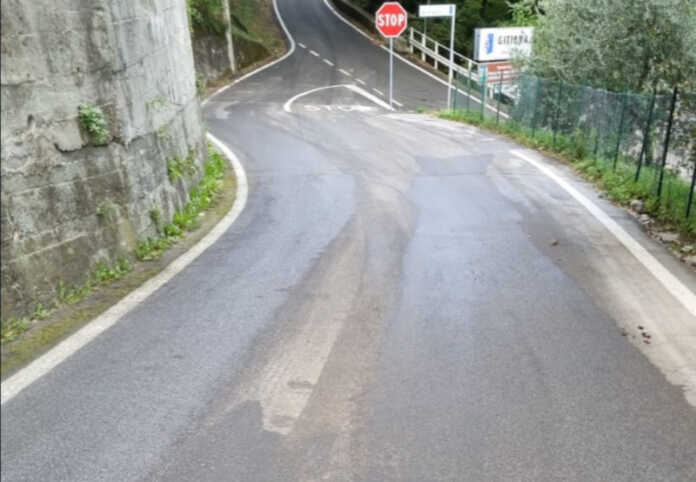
[283,84,394,113]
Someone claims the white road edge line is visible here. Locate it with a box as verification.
[372,88,384,97]
[321,0,507,118]
[202,0,295,105]
[345,84,393,110]
[298,42,306,48]
[323,58,334,66]
[338,68,352,77]
[310,50,320,57]
[1,135,248,405]
[1,0,299,405]
[512,149,696,319]
[283,84,394,113]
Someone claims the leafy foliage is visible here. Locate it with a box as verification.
[167,154,198,182]
[525,0,696,93]
[187,0,228,36]
[78,104,110,145]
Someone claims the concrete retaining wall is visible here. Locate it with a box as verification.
[1,0,207,316]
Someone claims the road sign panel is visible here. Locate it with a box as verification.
[418,4,454,17]
[375,2,408,38]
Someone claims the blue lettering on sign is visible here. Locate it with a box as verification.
[485,33,494,54]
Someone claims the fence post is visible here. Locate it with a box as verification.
[466,62,472,111]
[453,71,458,111]
[687,154,696,218]
[656,86,678,198]
[480,69,487,121]
[552,81,563,148]
[531,77,540,138]
[496,74,503,124]
[612,93,628,170]
[635,89,657,182]
[421,33,426,62]
[409,27,414,54]
[434,41,439,70]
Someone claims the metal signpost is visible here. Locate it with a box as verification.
[418,4,456,109]
[375,2,408,107]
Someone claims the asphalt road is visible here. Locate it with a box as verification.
[2,0,696,481]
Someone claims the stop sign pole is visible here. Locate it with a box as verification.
[375,2,408,107]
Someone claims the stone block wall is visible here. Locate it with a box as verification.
[1,0,207,316]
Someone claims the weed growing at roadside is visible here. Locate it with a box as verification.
[1,317,30,344]
[32,303,51,321]
[150,208,163,233]
[92,258,132,284]
[78,104,110,145]
[167,154,198,182]
[135,237,174,261]
[137,144,227,261]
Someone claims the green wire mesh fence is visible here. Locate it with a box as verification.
[452,72,696,231]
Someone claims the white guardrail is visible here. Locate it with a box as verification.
[409,27,478,80]
[407,26,519,108]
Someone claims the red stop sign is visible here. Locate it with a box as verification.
[375,2,408,38]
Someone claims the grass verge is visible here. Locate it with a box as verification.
[438,109,696,241]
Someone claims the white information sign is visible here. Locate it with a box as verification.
[418,4,454,17]
[474,27,533,62]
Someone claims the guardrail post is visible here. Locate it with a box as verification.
[434,41,439,70]
[421,33,426,62]
[409,28,414,54]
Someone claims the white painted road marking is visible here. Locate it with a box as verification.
[345,84,393,110]
[512,149,696,406]
[1,135,249,405]
[1,0,301,405]
[323,58,334,66]
[203,0,295,104]
[298,42,306,48]
[304,104,377,112]
[356,79,366,86]
[372,88,384,97]
[310,50,320,57]
[283,84,394,113]
[322,0,509,118]
[339,68,351,77]
[512,149,696,319]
